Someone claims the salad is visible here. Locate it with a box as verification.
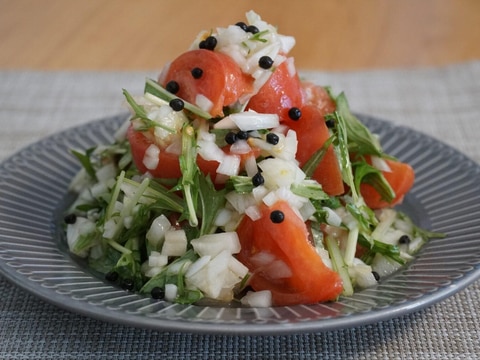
[65,11,441,307]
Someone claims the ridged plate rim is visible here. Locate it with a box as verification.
[1,113,479,335]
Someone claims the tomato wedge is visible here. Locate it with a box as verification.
[236,200,343,306]
[246,59,305,122]
[360,158,415,209]
[128,125,182,179]
[160,49,254,117]
[302,82,336,114]
[285,105,345,195]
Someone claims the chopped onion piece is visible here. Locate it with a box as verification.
[216,154,241,176]
[195,94,213,112]
[241,290,272,308]
[143,144,160,170]
[228,111,279,131]
[371,155,392,172]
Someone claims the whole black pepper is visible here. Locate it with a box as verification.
[270,210,285,223]
[165,80,180,94]
[199,36,217,51]
[236,130,249,140]
[288,107,302,121]
[151,286,165,300]
[191,67,203,79]
[169,98,185,111]
[246,25,259,34]
[63,213,77,224]
[325,118,335,128]
[398,235,411,245]
[235,21,248,32]
[105,270,119,282]
[225,131,238,145]
[252,172,265,187]
[121,278,135,291]
[372,271,380,281]
[258,55,274,70]
[266,133,279,145]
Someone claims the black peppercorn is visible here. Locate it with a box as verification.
[105,270,119,282]
[120,278,135,291]
[199,36,217,51]
[235,21,248,31]
[398,235,411,245]
[252,172,265,187]
[372,271,380,281]
[325,118,335,128]
[266,133,279,145]
[236,130,249,140]
[225,131,237,145]
[288,107,302,121]
[151,287,165,300]
[191,67,203,79]
[165,80,180,94]
[246,25,259,34]
[258,56,274,69]
[270,210,285,223]
[63,213,77,224]
[169,98,184,111]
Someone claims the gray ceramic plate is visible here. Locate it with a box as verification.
[1,114,480,335]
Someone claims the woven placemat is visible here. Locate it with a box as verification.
[1,64,479,359]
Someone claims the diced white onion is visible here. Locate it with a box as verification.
[146,214,171,248]
[245,205,261,221]
[190,232,241,257]
[161,229,188,257]
[229,139,251,154]
[216,154,241,176]
[323,206,343,227]
[197,139,225,162]
[228,111,279,131]
[164,284,178,302]
[195,94,213,112]
[371,155,392,172]
[258,158,306,189]
[148,251,168,267]
[143,144,160,170]
[214,208,233,227]
[241,290,272,308]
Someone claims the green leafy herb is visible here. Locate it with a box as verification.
[178,125,200,227]
[358,234,406,265]
[302,135,336,178]
[198,175,226,236]
[353,161,395,204]
[333,92,383,156]
[144,78,212,120]
[71,148,96,179]
[291,180,329,201]
[123,88,176,133]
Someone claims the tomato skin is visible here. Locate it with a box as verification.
[246,59,305,122]
[160,49,254,117]
[128,125,182,179]
[360,158,415,209]
[302,82,336,114]
[236,200,343,306]
[285,105,345,196]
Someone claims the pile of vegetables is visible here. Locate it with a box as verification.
[65,11,440,307]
